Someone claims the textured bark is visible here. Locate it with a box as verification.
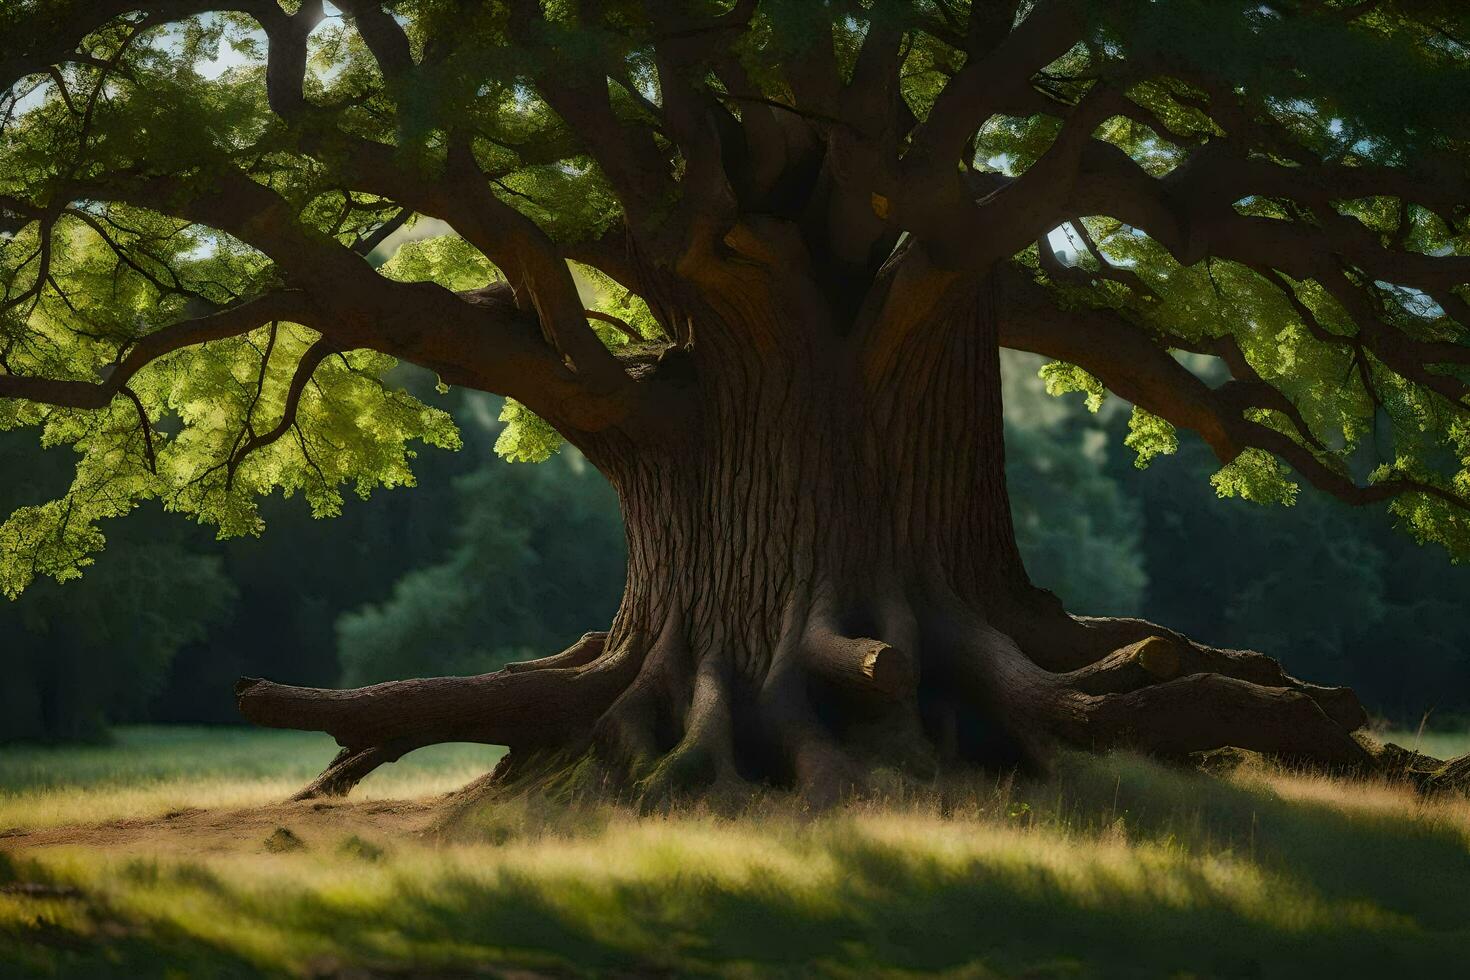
[233,268,1422,804]
[566,277,1029,797]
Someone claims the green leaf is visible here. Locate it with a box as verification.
[1039,362,1107,413]
[1211,449,1299,507]
[494,399,564,463]
[1124,407,1178,469]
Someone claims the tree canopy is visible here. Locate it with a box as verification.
[2,0,1470,598]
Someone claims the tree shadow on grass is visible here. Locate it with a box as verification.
[1025,753,1470,931]
[810,835,1457,979]
[436,758,1470,977]
[0,852,270,979]
[374,800,1469,978]
[5,757,1470,978]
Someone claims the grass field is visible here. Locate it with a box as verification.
[0,726,505,831]
[3,727,1470,978]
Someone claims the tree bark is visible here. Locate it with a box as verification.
[237,267,1385,803]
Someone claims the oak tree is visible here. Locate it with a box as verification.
[4,0,1470,801]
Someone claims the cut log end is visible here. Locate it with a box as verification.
[806,633,916,698]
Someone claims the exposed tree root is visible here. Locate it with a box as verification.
[1059,632,1367,731]
[1427,754,1470,792]
[289,742,419,801]
[235,630,632,798]
[501,631,608,674]
[1071,673,1372,768]
[236,602,1470,805]
[636,651,745,801]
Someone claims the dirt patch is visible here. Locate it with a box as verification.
[0,797,442,855]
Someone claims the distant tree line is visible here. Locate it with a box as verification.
[2,362,1466,742]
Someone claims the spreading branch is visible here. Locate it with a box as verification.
[0,291,312,409]
[996,266,1470,514]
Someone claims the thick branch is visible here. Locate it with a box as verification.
[0,1,289,97]
[57,167,646,432]
[261,0,324,119]
[506,0,674,231]
[334,0,414,82]
[996,266,1239,457]
[1059,141,1470,410]
[905,0,1086,181]
[996,265,1470,514]
[303,131,632,396]
[8,0,636,424]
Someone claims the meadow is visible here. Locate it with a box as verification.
[3,726,1470,978]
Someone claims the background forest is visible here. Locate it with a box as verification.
[3,354,1467,743]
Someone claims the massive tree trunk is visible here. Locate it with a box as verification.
[237,255,1376,804]
[580,271,1037,800]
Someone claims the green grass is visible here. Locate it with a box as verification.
[3,728,1470,978]
[0,726,504,830]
